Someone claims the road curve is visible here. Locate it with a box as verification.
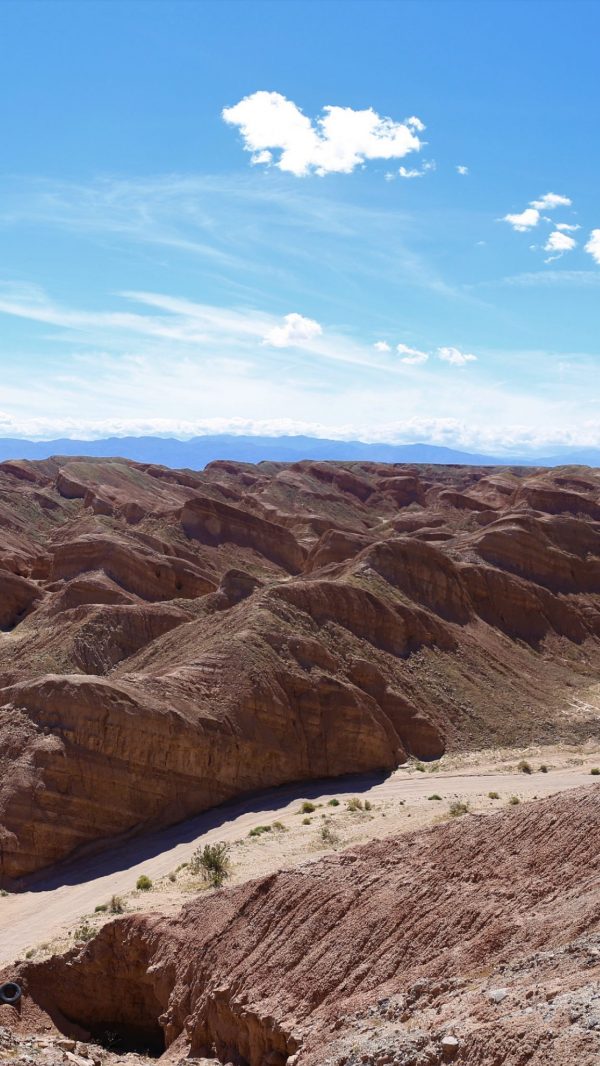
[0,764,595,967]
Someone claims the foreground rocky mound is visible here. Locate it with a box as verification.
[1,456,600,881]
[7,786,600,1065]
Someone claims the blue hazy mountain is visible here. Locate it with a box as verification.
[0,435,598,469]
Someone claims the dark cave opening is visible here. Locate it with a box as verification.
[89,1020,166,1058]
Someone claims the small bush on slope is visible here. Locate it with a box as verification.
[190,842,231,888]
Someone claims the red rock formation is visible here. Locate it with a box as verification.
[1,457,600,882]
[11,786,600,1065]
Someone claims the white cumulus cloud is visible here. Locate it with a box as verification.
[374,340,391,352]
[530,192,572,210]
[397,160,435,179]
[398,166,424,180]
[503,192,573,232]
[437,346,477,367]
[456,165,469,176]
[555,222,580,232]
[222,91,424,176]
[585,229,600,264]
[262,312,323,348]
[503,207,541,232]
[544,230,577,258]
[396,343,429,365]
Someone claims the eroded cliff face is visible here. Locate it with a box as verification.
[1,457,600,881]
[10,786,600,1065]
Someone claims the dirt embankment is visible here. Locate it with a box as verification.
[3,785,599,1066]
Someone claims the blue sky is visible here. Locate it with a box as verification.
[0,0,599,454]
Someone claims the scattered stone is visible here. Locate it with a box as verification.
[488,987,509,1004]
[441,1035,459,1061]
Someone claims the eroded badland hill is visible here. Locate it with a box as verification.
[1,456,600,1066]
[1,456,600,883]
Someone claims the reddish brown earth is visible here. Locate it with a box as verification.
[4,785,599,1065]
[1,456,600,883]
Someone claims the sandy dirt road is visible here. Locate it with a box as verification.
[0,761,597,967]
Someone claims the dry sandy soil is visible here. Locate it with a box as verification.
[1,741,598,967]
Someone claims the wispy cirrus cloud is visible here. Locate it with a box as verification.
[488,270,600,288]
[0,283,596,456]
[222,90,424,176]
[0,172,470,308]
[437,345,477,366]
[0,284,437,377]
[396,343,429,365]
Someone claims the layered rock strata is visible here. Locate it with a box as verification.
[1,457,600,880]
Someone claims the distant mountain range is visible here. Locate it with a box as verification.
[0,434,598,469]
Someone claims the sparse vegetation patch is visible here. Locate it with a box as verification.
[73,921,95,942]
[190,842,231,888]
[319,823,341,848]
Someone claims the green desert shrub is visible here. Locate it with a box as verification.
[508,795,521,805]
[190,842,231,888]
[488,791,500,800]
[428,794,442,801]
[300,801,316,814]
[248,824,272,837]
[319,823,340,848]
[136,874,153,892]
[109,895,125,913]
[448,800,469,818]
[73,922,95,942]
[327,798,340,807]
[347,796,364,812]
[517,759,532,774]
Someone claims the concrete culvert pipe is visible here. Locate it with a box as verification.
[0,981,22,1005]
